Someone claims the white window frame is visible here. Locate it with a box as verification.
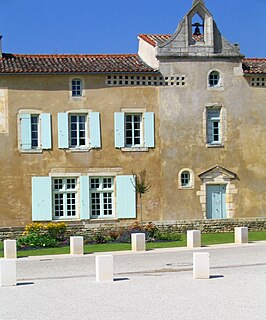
[72,78,82,97]
[207,70,224,90]
[207,108,221,145]
[124,113,143,147]
[90,176,115,219]
[52,177,79,220]
[69,113,89,149]
[178,168,194,189]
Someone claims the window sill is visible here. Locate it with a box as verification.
[178,186,194,190]
[207,86,224,92]
[66,148,91,153]
[206,143,224,148]
[20,149,43,154]
[121,147,148,152]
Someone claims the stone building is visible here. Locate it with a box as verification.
[0,0,265,227]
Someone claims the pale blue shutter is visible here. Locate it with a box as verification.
[41,113,52,149]
[114,112,125,148]
[32,177,52,221]
[89,112,101,148]
[58,113,69,148]
[20,113,32,150]
[80,176,90,220]
[144,112,155,148]
[116,175,136,218]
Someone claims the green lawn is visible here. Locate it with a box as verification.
[0,231,265,258]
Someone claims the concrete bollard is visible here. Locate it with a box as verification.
[235,227,248,244]
[193,253,210,279]
[187,230,201,248]
[96,255,113,282]
[131,233,146,252]
[0,259,16,287]
[70,236,84,255]
[4,240,17,259]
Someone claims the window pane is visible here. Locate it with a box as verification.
[91,193,100,216]
[54,194,64,217]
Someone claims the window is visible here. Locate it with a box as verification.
[53,178,78,219]
[114,111,154,149]
[178,168,194,189]
[69,114,87,148]
[90,177,114,218]
[181,171,190,187]
[125,114,142,147]
[207,109,221,144]
[30,115,39,149]
[72,79,82,97]
[32,175,136,221]
[209,71,220,87]
[19,112,51,151]
[58,111,101,150]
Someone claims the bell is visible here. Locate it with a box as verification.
[193,26,201,35]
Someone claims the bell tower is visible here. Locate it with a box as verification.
[157,0,242,58]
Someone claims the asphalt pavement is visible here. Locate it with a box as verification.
[0,242,265,320]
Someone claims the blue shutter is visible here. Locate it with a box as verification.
[144,112,155,148]
[80,176,90,220]
[58,113,69,148]
[90,112,101,148]
[116,175,136,218]
[114,112,125,148]
[32,177,52,221]
[20,113,32,150]
[41,113,52,149]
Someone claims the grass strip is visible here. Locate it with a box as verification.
[0,231,265,258]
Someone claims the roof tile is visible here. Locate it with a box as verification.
[0,53,156,74]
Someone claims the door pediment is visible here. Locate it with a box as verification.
[199,165,237,180]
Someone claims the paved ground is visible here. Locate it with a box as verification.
[0,242,265,320]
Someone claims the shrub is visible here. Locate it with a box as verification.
[154,231,181,242]
[18,222,67,249]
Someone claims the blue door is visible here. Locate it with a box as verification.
[206,185,226,219]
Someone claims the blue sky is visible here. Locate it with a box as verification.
[0,0,265,57]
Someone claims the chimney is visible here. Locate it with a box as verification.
[0,35,2,58]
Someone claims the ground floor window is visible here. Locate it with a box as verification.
[90,177,114,218]
[53,178,78,219]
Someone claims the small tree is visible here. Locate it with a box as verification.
[132,169,151,221]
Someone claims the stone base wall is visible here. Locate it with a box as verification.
[0,218,265,240]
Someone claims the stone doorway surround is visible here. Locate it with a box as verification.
[197,165,238,219]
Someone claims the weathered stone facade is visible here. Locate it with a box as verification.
[0,0,265,227]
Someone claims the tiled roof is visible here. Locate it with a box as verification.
[0,53,157,74]
[242,58,266,75]
[138,34,171,47]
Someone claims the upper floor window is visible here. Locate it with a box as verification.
[114,111,155,150]
[209,71,220,87]
[18,112,51,152]
[207,109,221,144]
[69,114,87,148]
[58,111,101,150]
[125,114,142,147]
[72,79,82,97]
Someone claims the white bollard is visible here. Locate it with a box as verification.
[4,240,17,259]
[0,259,16,286]
[70,236,84,255]
[187,230,201,248]
[193,253,210,279]
[96,255,113,282]
[131,233,146,252]
[235,227,248,244]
